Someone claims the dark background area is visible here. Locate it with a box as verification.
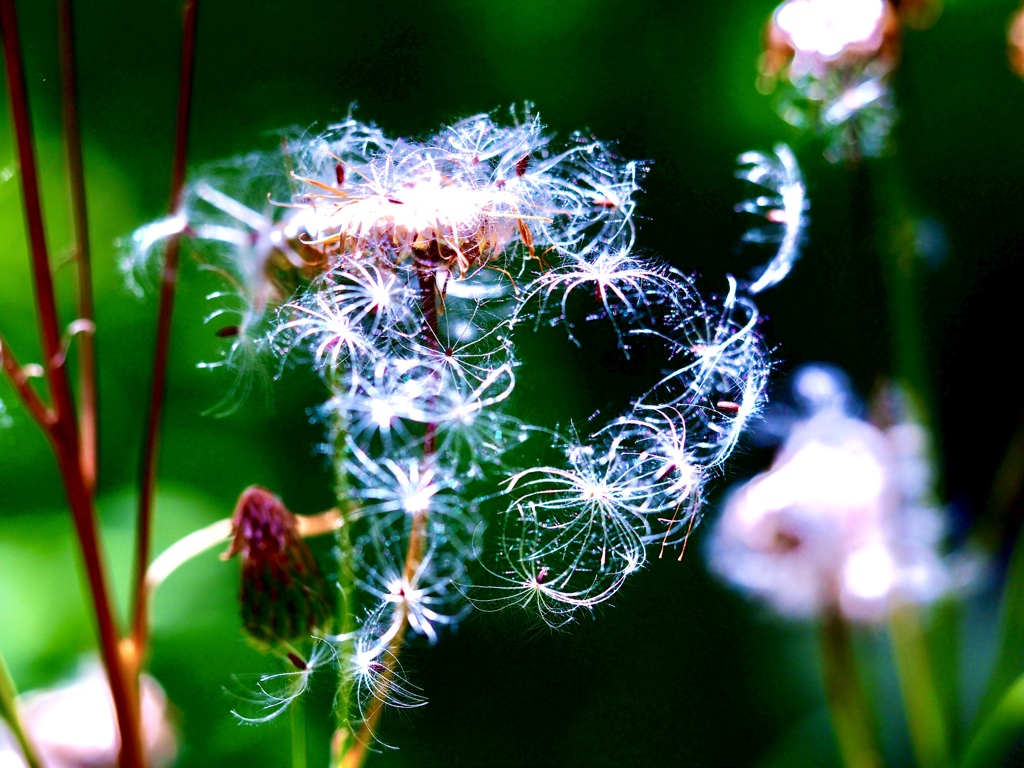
[3,0,1024,765]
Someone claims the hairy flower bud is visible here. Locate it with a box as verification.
[223,486,331,645]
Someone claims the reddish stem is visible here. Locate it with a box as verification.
[0,331,55,427]
[129,0,199,660]
[59,0,98,492]
[1,0,64,372]
[0,2,145,764]
[55,437,146,768]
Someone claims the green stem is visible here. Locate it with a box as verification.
[291,694,307,768]
[879,205,932,428]
[330,525,356,767]
[874,161,958,763]
[889,604,953,768]
[819,610,883,768]
[974,519,1024,738]
[0,653,43,768]
[961,671,1024,768]
[330,450,357,768]
[854,155,958,763]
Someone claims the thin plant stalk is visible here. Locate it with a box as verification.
[129,0,199,665]
[330,492,356,767]
[339,614,410,768]
[969,406,1024,738]
[0,331,54,426]
[979,406,1024,550]
[0,0,64,371]
[0,652,43,768]
[0,2,145,764]
[888,604,952,768]
[849,152,957,764]
[870,157,956,766]
[139,510,339,629]
[59,0,98,492]
[337,255,441,768]
[819,610,882,768]
[292,695,307,768]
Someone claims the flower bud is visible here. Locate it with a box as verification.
[223,486,331,645]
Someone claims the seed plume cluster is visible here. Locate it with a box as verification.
[128,105,782,727]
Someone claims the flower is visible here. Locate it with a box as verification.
[0,665,176,768]
[760,0,902,161]
[706,365,966,622]
[1010,2,1024,78]
[770,0,896,77]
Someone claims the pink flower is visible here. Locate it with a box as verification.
[707,366,964,622]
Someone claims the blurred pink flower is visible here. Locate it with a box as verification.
[707,365,968,622]
[770,0,895,77]
[1009,3,1024,78]
[0,666,176,768]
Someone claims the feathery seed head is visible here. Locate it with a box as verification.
[129,105,775,727]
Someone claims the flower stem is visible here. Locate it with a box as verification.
[129,0,199,665]
[58,0,98,493]
[142,510,341,632]
[866,157,956,766]
[819,610,882,768]
[0,331,55,427]
[338,611,411,768]
[888,604,952,768]
[291,694,307,768]
[145,518,233,595]
[0,652,43,768]
[1,3,145,764]
[58,440,147,768]
[329,500,356,768]
[0,0,66,374]
[337,250,441,768]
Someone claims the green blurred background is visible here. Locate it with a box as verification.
[3,0,1024,765]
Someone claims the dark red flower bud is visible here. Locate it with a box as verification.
[223,486,331,645]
